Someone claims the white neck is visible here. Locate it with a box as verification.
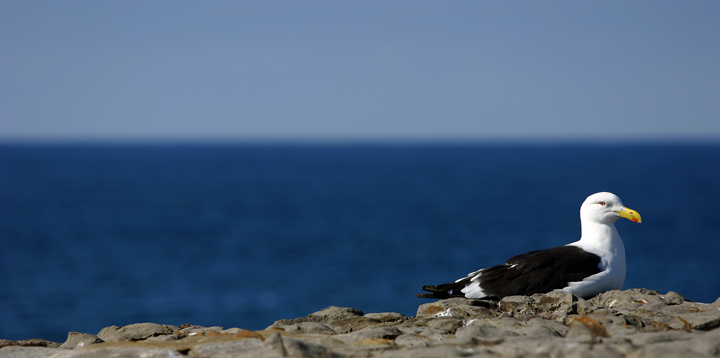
[581,220,618,246]
[575,220,626,272]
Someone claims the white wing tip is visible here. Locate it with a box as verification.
[460,281,487,298]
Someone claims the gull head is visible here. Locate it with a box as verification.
[580,192,642,225]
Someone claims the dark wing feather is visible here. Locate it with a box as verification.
[479,246,602,298]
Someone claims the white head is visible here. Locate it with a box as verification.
[580,192,642,225]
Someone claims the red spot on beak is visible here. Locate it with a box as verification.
[632,218,639,222]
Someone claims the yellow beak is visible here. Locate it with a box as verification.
[615,206,642,223]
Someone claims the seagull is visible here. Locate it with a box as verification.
[416,192,642,300]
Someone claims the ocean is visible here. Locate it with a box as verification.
[1,144,718,342]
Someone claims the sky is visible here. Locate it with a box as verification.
[2,1,719,143]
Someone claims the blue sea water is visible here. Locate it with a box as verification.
[0,144,719,342]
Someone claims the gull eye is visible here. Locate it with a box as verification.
[599,201,606,206]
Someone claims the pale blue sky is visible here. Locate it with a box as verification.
[2,1,719,143]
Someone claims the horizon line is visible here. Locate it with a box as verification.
[1,135,719,147]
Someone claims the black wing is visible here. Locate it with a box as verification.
[479,245,601,298]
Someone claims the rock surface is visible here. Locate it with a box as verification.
[2,289,720,357]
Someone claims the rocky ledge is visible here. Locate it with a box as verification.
[3,289,720,358]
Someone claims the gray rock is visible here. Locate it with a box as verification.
[363,312,406,323]
[282,336,328,357]
[682,312,720,331]
[661,291,689,305]
[177,325,224,335]
[270,306,362,327]
[73,347,185,358]
[308,306,364,320]
[590,288,672,310]
[188,338,264,358]
[416,297,498,318]
[324,316,379,334]
[709,296,720,308]
[342,326,402,342]
[278,322,337,335]
[0,340,17,349]
[394,335,430,347]
[523,317,569,336]
[626,329,697,345]
[395,323,450,343]
[498,291,576,323]
[686,328,720,356]
[586,289,720,331]
[9,288,720,358]
[627,341,711,358]
[573,297,599,315]
[474,316,518,329]
[516,323,561,338]
[263,332,288,357]
[585,315,641,337]
[144,335,183,342]
[413,316,465,335]
[553,342,626,358]
[0,346,184,358]
[0,346,71,358]
[375,345,492,358]
[218,327,244,335]
[270,306,377,334]
[497,295,534,314]
[639,317,676,332]
[565,320,598,343]
[16,338,61,348]
[488,336,568,357]
[660,302,720,331]
[97,323,174,342]
[633,302,668,317]
[455,324,519,340]
[59,332,103,349]
[531,291,576,313]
